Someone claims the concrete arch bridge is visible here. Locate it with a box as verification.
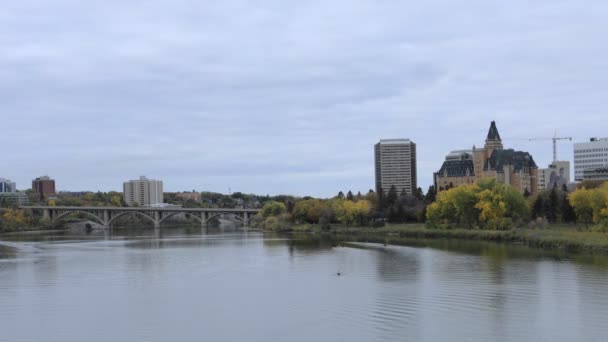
[21,206,261,229]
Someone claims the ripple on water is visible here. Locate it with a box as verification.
[1,233,608,342]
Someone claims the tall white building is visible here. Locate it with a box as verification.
[374,139,417,195]
[537,161,570,191]
[574,138,608,181]
[123,176,163,207]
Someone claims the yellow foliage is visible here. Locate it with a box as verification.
[570,183,608,226]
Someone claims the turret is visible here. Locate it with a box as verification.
[484,121,504,155]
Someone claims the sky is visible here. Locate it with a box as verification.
[1,0,607,198]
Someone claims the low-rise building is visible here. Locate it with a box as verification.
[32,176,56,201]
[176,191,202,202]
[0,178,17,193]
[537,161,570,191]
[0,192,30,206]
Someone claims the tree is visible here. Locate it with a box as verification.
[547,187,560,223]
[523,188,531,198]
[285,200,295,214]
[532,195,545,219]
[336,200,371,226]
[426,179,528,229]
[415,187,424,201]
[561,193,577,223]
[569,188,594,228]
[376,188,384,211]
[110,196,122,207]
[261,201,286,218]
[292,199,325,223]
[424,185,437,204]
[365,190,378,209]
[386,185,398,209]
[346,191,354,201]
[336,191,345,200]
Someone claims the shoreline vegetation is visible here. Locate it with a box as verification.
[253,179,608,255]
[278,223,608,255]
[3,178,608,255]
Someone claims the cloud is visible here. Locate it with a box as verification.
[1,0,607,196]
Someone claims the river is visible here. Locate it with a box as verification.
[1,227,608,342]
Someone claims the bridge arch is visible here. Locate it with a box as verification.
[53,210,105,226]
[108,211,156,228]
[205,213,251,224]
[158,212,203,225]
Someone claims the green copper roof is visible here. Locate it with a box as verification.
[487,121,501,141]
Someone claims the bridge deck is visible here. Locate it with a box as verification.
[21,206,260,213]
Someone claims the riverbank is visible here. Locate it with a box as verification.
[287,223,608,254]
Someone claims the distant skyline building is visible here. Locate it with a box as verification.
[573,137,608,181]
[435,121,538,194]
[123,176,163,207]
[32,175,56,201]
[0,178,16,193]
[582,168,608,181]
[374,139,417,195]
[537,161,570,191]
[176,191,202,202]
[0,192,29,206]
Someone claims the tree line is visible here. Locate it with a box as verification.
[256,179,608,232]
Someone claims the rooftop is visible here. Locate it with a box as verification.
[437,159,475,177]
[377,139,413,145]
[484,149,537,172]
[486,121,501,141]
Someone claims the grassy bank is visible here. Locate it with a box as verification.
[285,223,608,254]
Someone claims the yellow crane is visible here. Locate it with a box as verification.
[525,132,572,163]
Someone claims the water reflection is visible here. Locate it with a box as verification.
[1,229,608,342]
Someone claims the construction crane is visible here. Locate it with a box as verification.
[526,132,572,162]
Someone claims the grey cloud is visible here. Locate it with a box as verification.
[1,0,607,196]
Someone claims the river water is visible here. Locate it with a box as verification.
[1,228,608,342]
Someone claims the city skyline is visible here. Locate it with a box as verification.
[2,1,607,197]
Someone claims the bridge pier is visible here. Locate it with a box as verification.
[103,210,110,230]
[153,211,161,229]
[43,209,51,221]
[200,212,208,227]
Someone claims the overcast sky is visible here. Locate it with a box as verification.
[1,0,607,197]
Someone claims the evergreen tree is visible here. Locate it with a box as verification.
[562,184,569,192]
[337,191,345,200]
[376,188,384,211]
[523,188,531,198]
[386,185,398,209]
[415,187,424,201]
[547,186,560,223]
[424,185,437,204]
[346,191,354,201]
[561,193,577,223]
[532,195,545,219]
